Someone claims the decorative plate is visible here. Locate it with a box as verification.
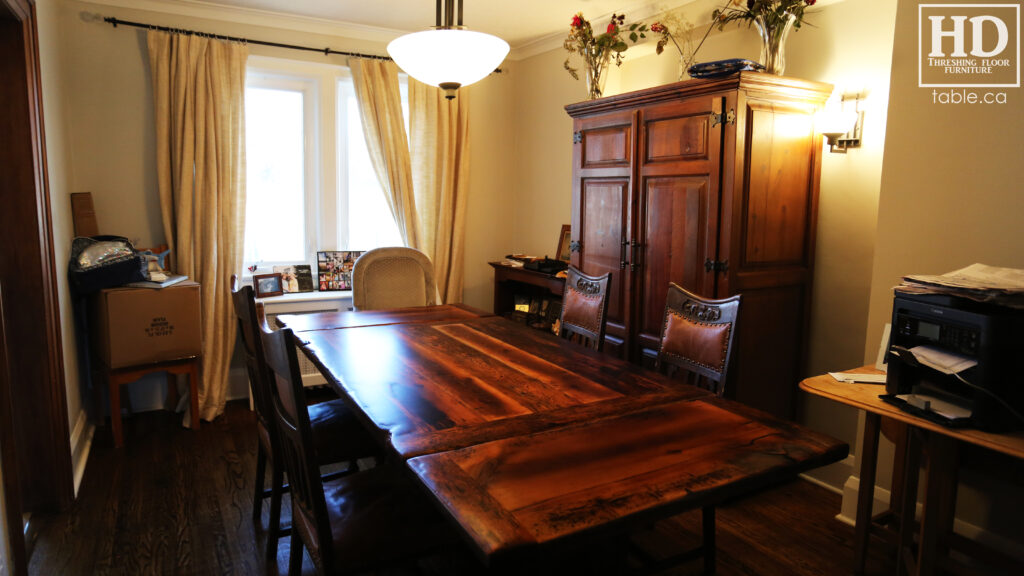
[687,59,765,79]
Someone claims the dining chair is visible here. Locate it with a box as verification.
[656,282,741,397]
[259,323,454,575]
[646,282,741,574]
[558,266,611,351]
[351,247,437,310]
[230,276,380,560]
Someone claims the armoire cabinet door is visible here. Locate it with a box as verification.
[571,111,634,357]
[632,97,724,362]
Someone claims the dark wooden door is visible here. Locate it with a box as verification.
[632,96,724,362]
[570,110,634,357]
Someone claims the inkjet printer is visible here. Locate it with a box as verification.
[883,292,1024,431]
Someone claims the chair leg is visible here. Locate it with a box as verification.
[702,506,716,575]
[288,528,303,576]
[267,454,285,562]
[253,444,267,524]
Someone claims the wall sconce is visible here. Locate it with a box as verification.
[817,91,865,153]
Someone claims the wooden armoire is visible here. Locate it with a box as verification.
[566,72,831,419]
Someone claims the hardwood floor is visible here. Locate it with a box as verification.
[28,401,894,575]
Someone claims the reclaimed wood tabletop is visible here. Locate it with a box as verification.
[293,315,711,458]
[288,313,848,566]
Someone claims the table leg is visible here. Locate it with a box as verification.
[166,371,179,410]
[917,433,959,576]
[854,412,881,575]
[896,428,923,575]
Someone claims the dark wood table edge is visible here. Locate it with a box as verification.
[275,302,494,332]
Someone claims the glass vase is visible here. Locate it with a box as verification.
[754,12,797,75]
[584,49,612,100]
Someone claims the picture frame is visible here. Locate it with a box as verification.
[556,224,572,263]
[272,265,314,294]
[316,250,363,291]
[253,273,284,298]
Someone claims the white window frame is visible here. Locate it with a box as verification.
[243,56,405,275]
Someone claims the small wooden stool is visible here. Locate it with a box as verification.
[97,356,201,448]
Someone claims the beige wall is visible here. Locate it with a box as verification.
[863,0,1024,541]
[37,0,86,489]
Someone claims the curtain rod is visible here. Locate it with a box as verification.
[103,16,391,61]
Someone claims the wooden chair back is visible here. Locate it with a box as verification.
[559,266,611,351]
[230,275,276,433]
[352,247,437,310]
[260,324,336,572]
[657,283,741,396]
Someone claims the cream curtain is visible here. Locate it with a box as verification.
[409,81,471,303]
[147,31,248,422]
[350,59,421,249]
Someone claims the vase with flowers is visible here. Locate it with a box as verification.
[712,0,816,75]
[564,13,665,99]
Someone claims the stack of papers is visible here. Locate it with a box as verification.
[896,263,1024,308]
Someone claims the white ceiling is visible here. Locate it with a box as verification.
[96,0,700,56]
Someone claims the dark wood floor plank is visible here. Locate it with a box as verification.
[30,401,894,576]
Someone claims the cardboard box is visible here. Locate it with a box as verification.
[91,281,202,369]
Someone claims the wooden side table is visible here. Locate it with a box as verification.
[97,356,201,448]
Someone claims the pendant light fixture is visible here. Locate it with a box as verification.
[387,0,509,100]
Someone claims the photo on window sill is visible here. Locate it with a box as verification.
[317,250,363,291]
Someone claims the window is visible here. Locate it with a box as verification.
[243,57,402,271]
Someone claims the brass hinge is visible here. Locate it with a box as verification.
[703,258,729,273]
[573,131,583,144]
[711,109,735,127]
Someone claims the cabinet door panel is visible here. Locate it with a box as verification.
[645,114,710,163]
[635,176,713,356]
[583,125,632,168]
[577,178,630,348]
[742,103,815,265]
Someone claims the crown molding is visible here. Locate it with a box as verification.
[78,0,403,44]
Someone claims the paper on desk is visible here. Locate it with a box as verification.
[829,372,888,384]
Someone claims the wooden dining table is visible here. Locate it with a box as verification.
[280,306,849,566]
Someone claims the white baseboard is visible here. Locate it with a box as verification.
[68,409,95,497]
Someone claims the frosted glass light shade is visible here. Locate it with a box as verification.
[387,29,509,91]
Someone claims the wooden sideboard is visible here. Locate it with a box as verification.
[489,262,565,332]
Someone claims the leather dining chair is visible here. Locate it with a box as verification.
[650,282,741,574]
[351,247,437,310]
[259,323,454,575]
[230,276,379,560]
[656,282,741,397]
[558,266,611,351]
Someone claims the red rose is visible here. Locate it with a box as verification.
[806,0,817,5]
[572,14,582,28]
[607,22,616,34]
[650,22,664,33]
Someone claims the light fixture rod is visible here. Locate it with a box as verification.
[436,0,464,29]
